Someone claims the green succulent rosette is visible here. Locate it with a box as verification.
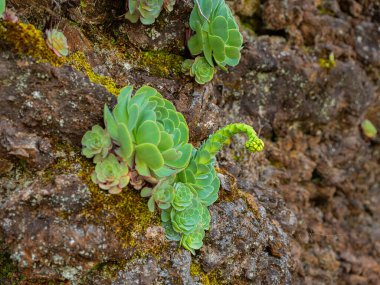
[172,182,194,211]
[81,125,112,163]
[181,227,205,255]
[126,0,164,25]
[104,85,193,180]
[170,198,210,234]
[46,29,69,57]
[161,218,181,241]
[91,154,130,194]
[190,56,215,84]
[141,179,175,212]
[188,0,243,70]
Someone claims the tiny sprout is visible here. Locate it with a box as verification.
[46,29,69,57]
[319,52,336,69]
[190,57,215,85]
[181,59,194,75]
[361,119,377,139]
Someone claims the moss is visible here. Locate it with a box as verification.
[190,261,227,285]
[66,52,120,95]
[317,4,336,16]
[318,52,336,69]
[0,21,120,95]
[129,49,184,78]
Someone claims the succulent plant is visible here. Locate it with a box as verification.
[82,83,264,255]
[181,227,205,255]
[161,217,181,241]
[171,198,210,234]
[163,123,263,254]
[91,154,130,194]
[178,123,264,204]
[81,125,112,163]
[141,179,175,212]
[361,119,377,139]
[0,0,5,17]
[126,0,164,25]
[172,182,193,211]
[190,56,215,84]
[181,59,194,74]
[46,29,69,57]
[104,85,193,181]
[188,0,243,70]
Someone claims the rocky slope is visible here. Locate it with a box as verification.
[0,0,379,284]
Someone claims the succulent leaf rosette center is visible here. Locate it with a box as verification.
[81,85,264,254]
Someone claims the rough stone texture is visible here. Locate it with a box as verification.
[200,198,292,284]
[0,52,115,170]
[1,0,380,284]
[0,174,128,282]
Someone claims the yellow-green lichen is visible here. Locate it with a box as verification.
[318,52,336,69]
[66,52,120,95]
[190,261,227,285]
[129,50,184,78]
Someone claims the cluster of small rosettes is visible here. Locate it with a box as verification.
[82,86,264,254]
[183,0,243,85]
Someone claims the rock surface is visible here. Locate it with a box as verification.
[1,0,379,284]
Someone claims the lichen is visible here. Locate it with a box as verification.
[128,49,183,78]
[190,261,227,285]
[66,52,120,95]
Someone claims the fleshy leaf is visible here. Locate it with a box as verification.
[136,120,161,145]
[136,143,165,170]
